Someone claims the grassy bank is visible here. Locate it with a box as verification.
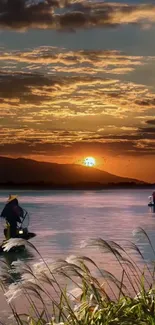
[1,228,155,325]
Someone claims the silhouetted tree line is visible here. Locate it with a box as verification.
[0,181,153,190]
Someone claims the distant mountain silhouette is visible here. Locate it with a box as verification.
[0,156,148,189]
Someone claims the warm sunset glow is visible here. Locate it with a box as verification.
[84,157,96,167]
[1,0,155,183]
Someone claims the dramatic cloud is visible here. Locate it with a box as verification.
[0,70,155,121]
[0,47,154,115]
[0,0,155,30]
[0,47,147,75]
[0,45,155,160]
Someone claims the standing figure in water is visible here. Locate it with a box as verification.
[152,191,155,205]
[0,195,23,239]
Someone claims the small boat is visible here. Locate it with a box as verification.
[148,195,155,207]
[4,227,36,241]
[0,209,36,253]
[148,202,155,207]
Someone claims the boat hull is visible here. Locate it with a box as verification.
[4,227,36,240]
[17,232,36,240]
[148,203,155,207]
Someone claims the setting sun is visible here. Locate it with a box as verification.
[84,157,96,167]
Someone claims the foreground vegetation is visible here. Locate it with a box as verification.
[1,228,155,325]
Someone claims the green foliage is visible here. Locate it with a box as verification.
[1,227,155,325]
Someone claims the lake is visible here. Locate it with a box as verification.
[0,188,155,319]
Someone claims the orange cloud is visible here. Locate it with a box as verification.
[0,45,155,158]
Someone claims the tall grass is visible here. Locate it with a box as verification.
[1,228,155,324]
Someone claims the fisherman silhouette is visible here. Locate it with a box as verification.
[0,195,24,239]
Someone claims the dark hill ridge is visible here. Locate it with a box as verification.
[0,156,146,187]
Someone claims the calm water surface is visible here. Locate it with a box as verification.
[0,189,155,260]
[0,189,155,318]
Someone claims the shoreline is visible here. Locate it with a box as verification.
[0,183,154,190]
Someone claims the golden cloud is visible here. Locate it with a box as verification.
[0,45,155,156]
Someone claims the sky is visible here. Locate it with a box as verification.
[0,0,155,182]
